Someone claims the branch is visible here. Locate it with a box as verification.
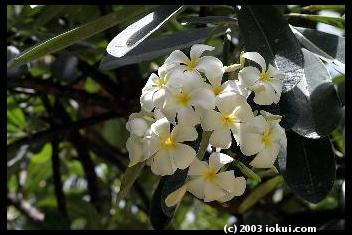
[7,77,128,115]
[7,111,117,157]
[7,193,45,224]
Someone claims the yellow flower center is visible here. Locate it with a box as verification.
[155,75,167,89]
[163,136,176,150]
[261,132,273,146]
[187,58,198,71]
[202,169,217,182]
[222,113,236,127]
[177,92,191,106]
[259,71,271,81]
[212,85,223,96]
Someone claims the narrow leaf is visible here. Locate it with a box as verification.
[178,16,238,25]
[107,5,183,58]
[278,131,336,203]
[116,162,145,203]
[238,175,283,213]
[237,5,304,92]
[286,13,345,29]
[7,5,155,68]
[100,27,225,71]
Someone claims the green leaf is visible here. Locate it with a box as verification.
[278,131,336,203]
[150,169,188,230]
[178,16,237,25]
[33,5,67,30]
[31,143,52,164]
[7,95,26,132]
[100,27,225,71]
[237,5,304,92]
[84,77,101,93]
[116,162,145,203]
[280,49,342,138]
[238,175,283,213]
[7,5,156,68]
[286,13,345,29]
[300,5,345,13]
[291,26,345,74]
[107,5,184,58]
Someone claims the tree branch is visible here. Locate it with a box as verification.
[7,111,117,157]
[7,77,129,115]
[7,193,45,224]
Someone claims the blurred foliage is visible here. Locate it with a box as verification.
[7,5,344,230]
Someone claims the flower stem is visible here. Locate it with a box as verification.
[196,131,212,161]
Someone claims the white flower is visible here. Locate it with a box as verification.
[126,134,145,167]
[126,111,154,137]
[238,52,283,105]
[164,44,223,80]
[140,66,184,112]
[162,76,216,126]
[143,117,198,176]
[202,93,253,149]
[187,152,246,202]
[240,114,286,168]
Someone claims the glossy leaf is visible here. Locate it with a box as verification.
[150,169,188,230]
[107,5,183,58]
[100,27,224,71]
[237,5,304,92]
[287,13,345,29]
[238,176,283,213]
[280,49,342,138]
[278,131,336,203]
[178,16,237,25]
[31,143,52,164]
[7,5,155,68]
[291,26,345,74]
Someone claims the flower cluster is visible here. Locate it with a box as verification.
[125,44,287,207]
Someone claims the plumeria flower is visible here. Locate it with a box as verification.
[240,114,286,168]
[126,109,165,166]
[140,66,184,112]
[202,92,254,149]
[162,75,216,126]
[143,117,198,176]
[164,44,223,81]
[187,152,246,203]
[238,52,284,105]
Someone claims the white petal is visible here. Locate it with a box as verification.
[267,64,281,76]
[187,178,205,199]
[204,182,226,202]
[142,133,161,158]
[165,50,190,65]
[209,128,232,149]
[209,152,234,172]
[253,83,278,105]
[188,158,208,176]
[153,108,166,120]
[171,143,196,170]
[160,107,177,125]
[140,91,155,112]
[222,80,249,97]
[126,136,144,166]
[166,68,187,88]
[152,88,167,108]
[230,123,241,145]
[240,133,263,156]
[151,117,170,138]
[126,118,149,137]
[216,92,246,115]
[190,88,216,110]
[201,110,223,131]
[242,52,267,71]
[150,149,175,176]
[244,115,267,134]
[190,44,214,60]
[270,124,285,142]
[238,66,260,88]
[269,79,283,95]
[177,108,200,127]
[171,125,198,142]
[197,56,224,81]
[233,176,246,196]
[232,103,253,122]
[165,184,187,207]
[250,143,280,168]
[214,170,236,192]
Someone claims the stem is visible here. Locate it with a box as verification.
[226,151,262,182]
[196,131,212,161]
